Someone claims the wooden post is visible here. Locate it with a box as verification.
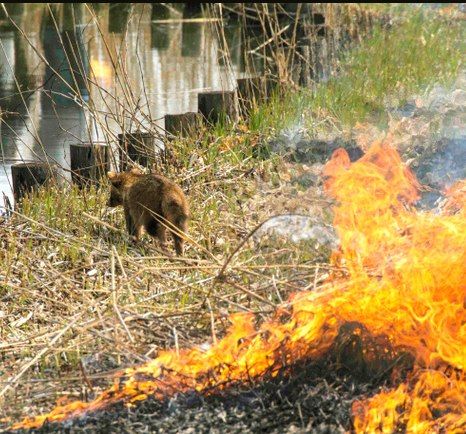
[239,76,277,103]
[11,162,57,205]
[70,143,110,188]
[198,91,239,125]
[312,13,326,37]
[164,112,202,139]
[237,77,260,102]
[119,131,161,171]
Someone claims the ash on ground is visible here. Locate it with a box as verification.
[266,71,465,213]
[267,121,364,165]
[8,324,411,434]
[253,215,338,249]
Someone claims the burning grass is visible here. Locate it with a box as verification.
[1,3,464,432]
[0,125,333,428]
[3,137,465,433]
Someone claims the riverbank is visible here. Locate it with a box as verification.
[1,4,464,430]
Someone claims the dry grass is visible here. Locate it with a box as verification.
[0,124,336,423]
[1,2,462,428]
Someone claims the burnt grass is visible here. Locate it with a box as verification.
[8,323,414,434]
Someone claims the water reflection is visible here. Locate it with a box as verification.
[0,3,244,203]
[108,3,131,34]
[181,3,202,58]
[151,2,171,52]
[0,31,15,96]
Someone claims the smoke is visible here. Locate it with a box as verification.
[253,214,338,248]
[396,71,466,208]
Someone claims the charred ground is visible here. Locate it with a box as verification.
[7,324,414,434]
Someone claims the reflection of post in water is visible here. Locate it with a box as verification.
[0,30,16,97]
[0,3,24,23]
[41,4,90,105]
[237,26,265,76]
[108,3,131,34]
[181,3,203,58]
[13,30,31,93]
[0,6,40,114]
[89,3,102,14]
[62,3,89,100]
[42,4,63,104]
[151,4,171,51]
[0,5,23,97]
[151,3,170,20]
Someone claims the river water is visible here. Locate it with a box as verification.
[0,4,249,204]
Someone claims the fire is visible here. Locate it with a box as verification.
[11,139,465,432]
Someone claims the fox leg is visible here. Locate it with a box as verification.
[129,210,145,242]
[156,225,169,251]
[174,237,184,256]
[124,207,137,237]
[163,201,188,256]
[146,218,169,252]
[172,216,187,256]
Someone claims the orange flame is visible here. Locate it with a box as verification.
[11,139,466,432]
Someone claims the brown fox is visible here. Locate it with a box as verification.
[107,168,189,256]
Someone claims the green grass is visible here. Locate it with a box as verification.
[249,6,465,135]
[248,89,307,135]
[2,3,464,426]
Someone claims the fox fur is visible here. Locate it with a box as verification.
[107,168,189,256]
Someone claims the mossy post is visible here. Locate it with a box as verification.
[119,131,160,171]
[164,112,202,140]
[70,143,110,188]
[198,91,239,125]
[11,162,58,206]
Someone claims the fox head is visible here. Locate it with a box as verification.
[107,168,145,207]
[107,171,124,207]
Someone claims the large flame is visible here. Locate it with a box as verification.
[11,139,465,432]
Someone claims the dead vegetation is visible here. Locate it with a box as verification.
[0,128,336,425]
[0,2,464,429]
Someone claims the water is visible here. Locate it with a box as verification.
[0,4,248,203]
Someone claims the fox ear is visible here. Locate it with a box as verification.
[129,167,143,175]
[107,171,122,186]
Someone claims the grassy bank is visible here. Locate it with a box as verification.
[1,3,464,426]
[250,5,465,135]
